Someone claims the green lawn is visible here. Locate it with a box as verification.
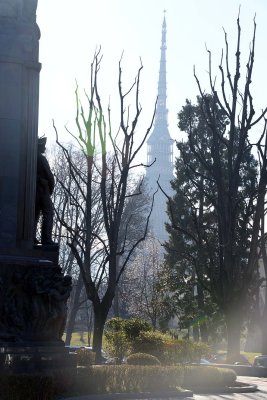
[241,351,261,364]
[62,332,93,346]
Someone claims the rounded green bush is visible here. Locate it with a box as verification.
[132,331,165,359]
[126,353,161,366]
[124,318,152,340]
[219,367,236,385]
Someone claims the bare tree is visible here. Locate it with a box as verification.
[191,15,267,360]
[51,145,96,344]
[113,178,151,317]
[161,15,267,360]
[54,50,155,361]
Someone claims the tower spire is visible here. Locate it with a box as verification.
[147,12,172,158]
[145,13,173,245]
[155,11,168,129]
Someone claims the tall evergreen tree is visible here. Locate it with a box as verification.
[163,92,260,357]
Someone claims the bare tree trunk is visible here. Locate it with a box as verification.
[225,308,242,362]
[260,212,267,354]
[261,304,267,354]
[193,325,200,341]
[65,272,83,345]
[197,284,209,342]
[92,305,109,363]
[197,179,208,342]
[113,288,120,317]
[261,300,267,354]
[113,256,121,317]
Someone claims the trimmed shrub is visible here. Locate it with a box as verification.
[163,339,211,365]
[131,331,165,359]
[75,365,236,395]
[104,318,154,362]
[183,366,236,388]
[0,374,54,400]
[124,318,152,341]
[77,347,96,366]
[104,330,129,362]
[127,353,161,366]
[104,318,212,366]
[104,318,130,362]
[105,317,126,332]
[219,368,237,385]
[76,365,183,394]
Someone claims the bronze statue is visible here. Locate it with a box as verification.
[35,137,55,245]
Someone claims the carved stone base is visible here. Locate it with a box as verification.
[0,257,71,343]
[0,256,75,381]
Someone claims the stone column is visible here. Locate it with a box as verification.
[0,0,40,249]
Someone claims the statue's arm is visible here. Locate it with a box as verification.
[41,156,55,194]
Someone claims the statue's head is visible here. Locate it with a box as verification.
[38,137,47,154]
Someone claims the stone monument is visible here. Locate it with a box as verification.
[0,0,74,383]
[0,0,39,249]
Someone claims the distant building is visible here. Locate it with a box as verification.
[146,13,174,244]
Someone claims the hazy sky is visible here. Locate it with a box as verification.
[37,0,267,157]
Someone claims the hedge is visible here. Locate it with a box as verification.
[76,365,184,394]
[126,353,161,366]
[183,366,236,388]
[75,364,236,394]
[76,347,96,366]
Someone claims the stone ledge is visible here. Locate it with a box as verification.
[61,389,193,400]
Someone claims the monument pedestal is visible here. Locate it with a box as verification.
[0,256,76,388]
[0,344,76,393]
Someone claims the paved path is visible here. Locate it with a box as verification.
[193,376,267,400]
[194,392,265,399]
[119,376,267,400]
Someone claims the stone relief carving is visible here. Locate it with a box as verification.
[0,265,72,342]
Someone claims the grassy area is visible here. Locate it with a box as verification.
[214,349,261,364]
[241,351,261,364]
[62,332,93,346]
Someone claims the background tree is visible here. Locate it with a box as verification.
[52,144,150,341]
[54,50,155,362]
[112,178,151,317]
[121,235,166,329]
[52,144,101,345]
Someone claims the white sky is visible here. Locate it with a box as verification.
[37,0,267,160]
